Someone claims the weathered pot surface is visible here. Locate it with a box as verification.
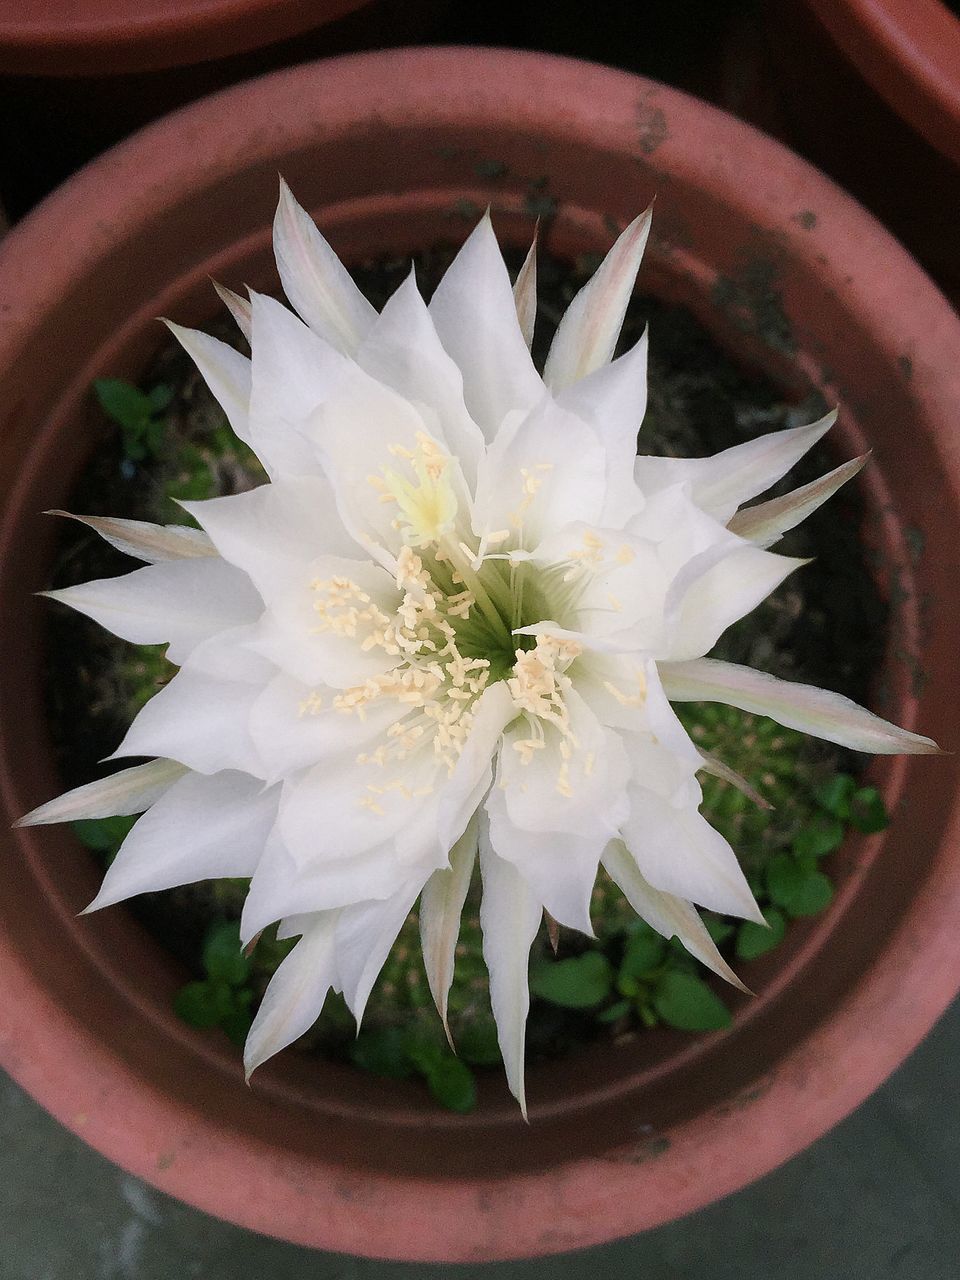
[0,49,958,1261]
[803,0,960,166]
[0,0,372,75]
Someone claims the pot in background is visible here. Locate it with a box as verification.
[0,48,958,1261]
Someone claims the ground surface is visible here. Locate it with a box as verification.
[3,994,958,1279]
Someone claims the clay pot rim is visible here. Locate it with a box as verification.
[0,0,369,76]
[804,0,960,165]
[1,47,959,1260]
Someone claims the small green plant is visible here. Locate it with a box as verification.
[173,921,254,1045]
[351,1021,494,1113]
[94,378,173,462]
[530,768,889,1033]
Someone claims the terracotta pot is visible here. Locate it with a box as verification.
[735,1,960,300]
[0,48,958,1262]
[0,0,373,75]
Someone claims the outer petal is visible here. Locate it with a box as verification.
[429,213,544,438]
[602,840,748,991]
[247,290,347,479]
[621,787,764,923]
[244,911,340,1078]
[110,663,267,778]
[419,818,478,1044]
[355,270,484,485]
[273,178,377,354]
[479,820,542,1119]
[16,759,187,827]
[48,511,215,563]
[633,411,837,522]
[659,658,940,754]
[512,233,538,351]
[213,281,252,342]
[543,208,652,391]
[663,542,807,662]
[180,475,360,604]
[727,455,868,548]
[164,321,253,450]
[44,557,263,666]
[485,784,599,936]
[83,771,278,912]
[335,880,425,1023]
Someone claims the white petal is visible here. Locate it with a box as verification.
[659,658,940,754]
[84,772,277,912]
[543,208,651,392]
[47,511,215,563]
[478,821,542,1119]
[512,233,538,350]
[244,912,339,1078]
[473,397,607,545]
[44,557,263,666]
[355,270,484,485]
[273,179,377,354]
[249,671,400,783]
[247,290,346,479]
[163,321,253,449]
[500,689,630,838]
[110,665,266,777]
[634,411,837,523]
[419,817,478,1043]
[429,213,544,438]
[213,281,252,343]
[16,758,187,827]
[556,328,649,524]
[485,785,599,936]
[180,475,359,603]
[436,680,516,851]
[602,840,748,991]
[241,829,411,940]
[248,554,400,688]
[336,881,424,1023]
[727,454,868,548]
[665,544,807,662]
[621,787,764,922]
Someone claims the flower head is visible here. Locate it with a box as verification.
[20,182,938,1115]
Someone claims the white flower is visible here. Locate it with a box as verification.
[20,182,938,1116]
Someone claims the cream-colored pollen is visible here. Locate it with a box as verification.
[507,634,585,795]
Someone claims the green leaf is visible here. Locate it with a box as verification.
[767,853,835,917]
[620,929,666,978]
[94,378,154,430]
[350,1026,415,1079]
[702,914,736,944]
[814,773,857,818]
[147,383,174,413]
[785,871,834,917]
[174,981,232,1029]
[456,1019,501,1067]
[849,786,889,834]
[735,908,787,960]
[530,951,614,1008]
[597,999,632,1024]
[792,815,844,859]
[424,1054,477,1113]
[653,971,732,1032]
[71,814,136,855]
[221,999,254,1046]
[202,920,251,986]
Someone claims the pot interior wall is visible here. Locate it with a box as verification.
[0,91,953,1184]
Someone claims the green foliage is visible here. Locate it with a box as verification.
[735,907,787,960]
[94,378,171,462]
[72,813,137,863]
[174,920,254,1045]
[653,971,732,1032]
[529,951,614,1008]
[350,1022,479,1113]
